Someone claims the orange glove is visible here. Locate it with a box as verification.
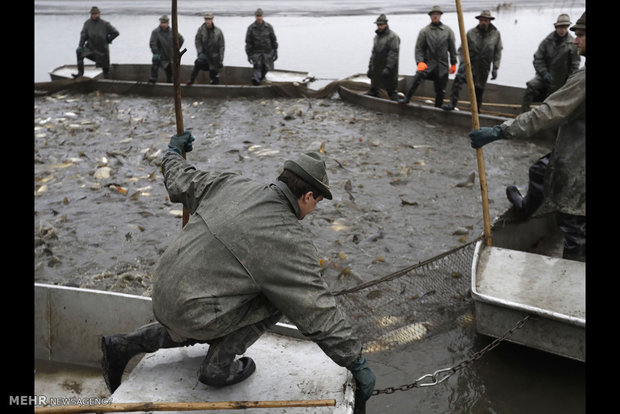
[416,61,428,72]
[450,64,457,74]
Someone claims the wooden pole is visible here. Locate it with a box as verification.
[454,0,492,246]
[171,0,189,227]
[34,399,337,413]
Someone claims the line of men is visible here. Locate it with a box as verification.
[72,7,277,86]
[367,6,581,114]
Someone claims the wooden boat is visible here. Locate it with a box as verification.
[470,206,585,362]
[34,283,355,412]
[36,64,316,99]
[337,74,555,142]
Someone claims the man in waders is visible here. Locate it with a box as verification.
[73,6,119,79]
[245,8,278,85]
[365,14,401,101]
[149,15,184,84]
[101,132,376,403]
[469,12,586,262]
[185,12,225,85]
[398,5,457,107]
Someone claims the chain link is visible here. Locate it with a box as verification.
[371,315,531,395]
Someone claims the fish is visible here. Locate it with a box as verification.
[363,322,430,353]
[456,312,476,328]
[456,172,475,188]
[330,218,349,232]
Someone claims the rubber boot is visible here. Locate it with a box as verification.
[434,90,445,108]
[186,65,200,86]
[441,96,458,111]
[72,60,84,79]
[556,213,586,262]
[101,322,199,393]
[364,87,379,97]
[506,153,550,219]
[198,312,281,387]
[149,62,159,84]
[209,70,220,85]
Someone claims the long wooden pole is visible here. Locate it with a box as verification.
[34,399,337,413]
[455,0,492,246]
[171,0,189,228]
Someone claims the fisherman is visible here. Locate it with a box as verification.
[245,8,278,85]
[442,10,502,111]
[365,14,401,101]
[149,15,184,84]
[185,12,225,86]
[398,5,457,107]
[520,13,581,112]
[469,12,585,262]
[101,132,376,403]
[73,6,119,79]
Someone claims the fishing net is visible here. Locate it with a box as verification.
[334,236,482,353]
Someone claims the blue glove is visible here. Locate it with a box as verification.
[349,355,376,402]
[469,126,503,149]
[167,131,195,155]
[152,54,160,63]
[76,46,84,54]
[541,71,553,85]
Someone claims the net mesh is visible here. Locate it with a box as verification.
[334,237,482,353]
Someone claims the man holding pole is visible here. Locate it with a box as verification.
[101,133,376,403]
[469,12,585,262]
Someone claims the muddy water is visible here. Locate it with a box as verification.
[34,92,585,412]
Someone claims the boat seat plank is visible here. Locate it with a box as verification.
[475,247,585,321]
[110,332,354,413]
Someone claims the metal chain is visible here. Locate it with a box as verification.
[371,315,531,395]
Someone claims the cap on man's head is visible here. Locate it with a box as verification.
[428,5,443,15]
[204,12,214,19]
[554,13,571,27]
[255,8,264,16]
[90,6,100,14]
[570,11,585,31]
[476,10,495,20]
[375,14,388,25]
[159,15,169,23]
[283,152,332,200]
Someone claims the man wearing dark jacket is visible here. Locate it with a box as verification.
[186,12,225,85]
[149,15,184,84]
[366,14,401,100]
[245,8,278,85]
[73,6,119,79]
[101,132,376,403]
[398,5,457,107]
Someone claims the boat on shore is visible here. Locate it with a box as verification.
[34,283,355,413]
[35,63,317,99]
[470,206,585,362]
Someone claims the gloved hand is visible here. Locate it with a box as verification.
[381,67,391,78]
[248,56,254,65]
[76,46,84,54]
[491,68,498,80]
[366,68,372,78]
[541,71,553,85]
[198,53,208,62]
[457,62,465,75]
[272,50,278,61]
[106,34,115,44]
[469,125,503,149]
[349,355,376,402]
[416,61,428,72]
[167,131,195,155]
[449,64,457,74]
[152,54,160,63]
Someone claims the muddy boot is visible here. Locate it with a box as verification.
[149,63,158,84]
[186,65,200,86]
[441,96,457,111]
[198,312,281,387]
[101,322,196,393]
[434,91,445,108]
[506,153,550,219]
[364,87,379,97]
[72,61,84,79]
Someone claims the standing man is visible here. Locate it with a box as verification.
[245,8,278,85]
[442,10,502,111]
[149,15,184,84]
[101,132,376,404]
[186,12,225,85]
[469,12,585,262]
[520,13,581,112]
[73,6,119,79]
[366,14,401,101]
[398,5,457,107]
